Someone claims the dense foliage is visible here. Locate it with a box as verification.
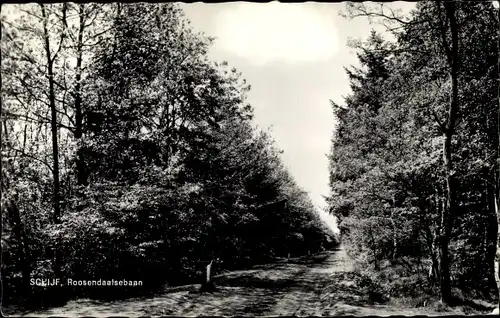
[328,1,499,305]
[0,3,337,307]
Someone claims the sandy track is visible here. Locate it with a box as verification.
[3,247,470,317]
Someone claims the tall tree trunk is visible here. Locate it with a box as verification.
[438,0,459,304]
[8,199,31,294]
[425,187,442,284]
[495,0,500,310]
[495,192,500,308]
[440,145,452,303]
[391,193,397,260]
[74,4,87,186]
[485,178,497,293]
[424,224,440,283]
[0,3,4,304]
[41,4,62,279]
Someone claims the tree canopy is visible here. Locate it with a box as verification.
[329,0,499,305]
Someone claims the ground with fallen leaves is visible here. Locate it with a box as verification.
[3,247,496,317]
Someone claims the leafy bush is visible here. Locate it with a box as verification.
[353,271,389,304]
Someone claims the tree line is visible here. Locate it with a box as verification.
[328,1,500,307]
[0,3,337,308]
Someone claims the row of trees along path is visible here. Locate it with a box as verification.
[329,0,500,310]
[0,2,338,309]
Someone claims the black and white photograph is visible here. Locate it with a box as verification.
[1,0,500,316]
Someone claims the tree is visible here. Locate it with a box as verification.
[495,0,500,311]
[435,1,459,304]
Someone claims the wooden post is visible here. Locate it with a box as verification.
[206,260,213,284]
[200,259,216,292]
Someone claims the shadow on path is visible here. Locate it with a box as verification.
[5,247,466,317]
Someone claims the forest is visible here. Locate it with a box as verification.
[328,0,500,308]
[0,3,338,308]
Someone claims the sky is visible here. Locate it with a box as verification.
[179,1,416,233]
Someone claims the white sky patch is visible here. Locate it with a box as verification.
[214,1,339,65]
[318,209,340,234]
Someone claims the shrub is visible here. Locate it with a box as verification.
[354,272,389,304]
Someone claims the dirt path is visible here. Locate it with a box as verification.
[3,247,475,317]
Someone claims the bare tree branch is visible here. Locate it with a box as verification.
[345,2,419,26]
[50,2,68,64]
[5,146,53,172]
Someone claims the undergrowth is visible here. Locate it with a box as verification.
[350,253,495,314]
